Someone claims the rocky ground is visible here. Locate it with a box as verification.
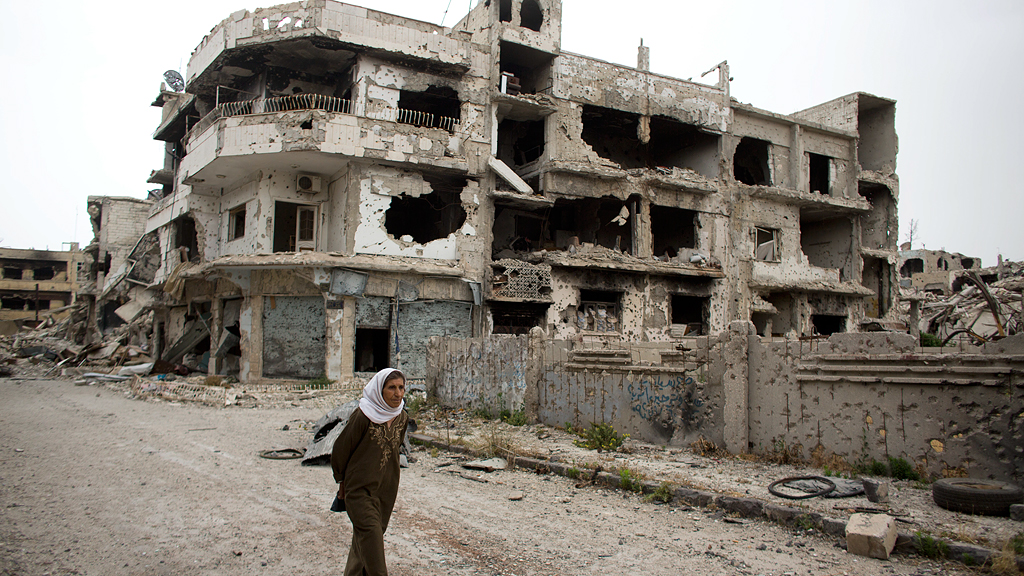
[2,376,1020,575]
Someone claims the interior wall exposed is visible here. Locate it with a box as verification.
[800,216,853,280]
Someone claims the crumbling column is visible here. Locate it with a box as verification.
[325,298,345,382]
[722,321,752,454]
[525,326,546,424]
[209,298,223,375]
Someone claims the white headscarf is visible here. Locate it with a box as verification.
[359,368,405,424]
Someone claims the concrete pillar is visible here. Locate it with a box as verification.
[722,321,752,454]
[790,124,803,192]
[525,326,546,424]
[325,299,345,382]
[209,298,223,375]
[909,300,921,340]
[341,296,357,378]
[243,295,263,383]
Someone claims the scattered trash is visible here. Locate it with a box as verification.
[462,458,508,472]
[259,448,305,460]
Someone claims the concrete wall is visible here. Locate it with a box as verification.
[428,334,529,413]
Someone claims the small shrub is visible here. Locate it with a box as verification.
[572,422,628,452]
[691,436,727,458]
[567,466,581,480]
[868,459,888,476]
[500,409,527,426]
[889,457,920,481]
[204,375,224,387]
[619,467,643,493]
[1011,531,1024,556]
[796,514,816,531]
[644,481,674,504]
[429,447,439,458]
[916,532,949,559]
[920,333,944,347]
[473,406,494,420]
[406,395,428,418]
[961,553,976,566]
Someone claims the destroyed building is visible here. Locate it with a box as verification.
[142,0,899,384]
[899,248,981,296]
[0,245,84,332]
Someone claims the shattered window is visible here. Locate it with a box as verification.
[385,180,467,245]
[734,137,771,186]
[229,204,246,240]
[900,258,923,278]
[3,266,23,279]
[298,208,315,242]
[809,153,830,195]
[578,290,621,332]
[754,227,780,262]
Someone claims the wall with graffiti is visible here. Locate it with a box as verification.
[428,335,529,413]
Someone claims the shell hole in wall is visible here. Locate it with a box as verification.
[385,174,467,244]
[671,294,708,335]
[734,137,771,186]
[520,0,543,31]
[651,205,697,259]
[812,314,846,336]
[581,106,719,176]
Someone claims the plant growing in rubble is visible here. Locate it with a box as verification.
[571,422,628,452]
[619,467,644,493]
[644,481,674,504]
[307,375,333,390]
[915,531,949,559]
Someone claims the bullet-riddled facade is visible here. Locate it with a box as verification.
[145,0,899,383]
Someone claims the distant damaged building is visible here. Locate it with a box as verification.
[144,0,899,383]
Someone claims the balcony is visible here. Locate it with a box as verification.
[179,95,465,190]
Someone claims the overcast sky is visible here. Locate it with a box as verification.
[1,0,1020,266]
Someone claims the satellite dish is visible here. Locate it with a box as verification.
[163,70,185,92]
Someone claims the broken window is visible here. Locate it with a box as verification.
[33,267,56,281]
[520,0,543,31]
[497,119,545,169]
[229,204,246,240]
[3,266,23,279]
[862,256,891,318]
[800,215,852,278]
[754,227,780,262]
[809,153,830,195]
[961,258,975,269]
[900,258,924,278]
[670,295,708,336]
[581,107,720,176]
[734,137,771,186]
[173,215,200,263]
[397,86,461,131]
[1,297,26,309]
[812,314,846,336]
[273,202,317,252]
[651,206,698,258]
[355,328,390,373]
[858,182,895,250]
[578,290,621,332]
[385,175,467,244]
[937,257,948,271]
[499,41,554,95]
[490,302,548,334]
[499,0,512,22]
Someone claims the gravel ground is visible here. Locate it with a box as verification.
[0,377,1015,576]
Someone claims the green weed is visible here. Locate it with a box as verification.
[619,467,644,493]
[572,422,628,452]
[916,531,949,559]
[307,374,333,389]
[644,481,674,504]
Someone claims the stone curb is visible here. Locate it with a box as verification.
[410,433,1024,571]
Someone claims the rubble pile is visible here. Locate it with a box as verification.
[915,260,1024,344]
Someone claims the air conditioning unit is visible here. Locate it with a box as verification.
[296,174,322,194]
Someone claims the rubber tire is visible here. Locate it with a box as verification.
[932,478,1023,516]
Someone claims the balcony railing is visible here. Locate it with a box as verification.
[185,94,461,145]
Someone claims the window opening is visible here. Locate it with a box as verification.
[800,215,852,278]
[33,267,55,281]
[229,204,246,240]
[490,302,548,335]
[273,201,315,253]
[497,119,545,169]
[173,215,200,263]
[385,175,468,244]
[734,137,771,185]
[512,215,543,252]
[900,258,924,278]
[499,41,554,95]
[754,227,780,262]
[670,295,708,335]
[3,266,23,279]
[581,107,719,176]
[858,181,895,250]
[861,256,891,318]
[499,0,512,22]
[397,86,461,131]
[355,328,390,373]
[520,0,543,31]
[651,206,697,258]
[812,314,846,336]
[1,297,26,309]
[809,153,830,195]
[961,258,975,269]
[578,290,620,332]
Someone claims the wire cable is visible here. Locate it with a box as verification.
[440,0,454,26]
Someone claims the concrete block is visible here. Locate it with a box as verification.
[862,478,890,503]
[1011,504,1024,522]
[846,513,897,560]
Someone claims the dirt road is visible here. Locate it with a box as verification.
[0,378,971,575]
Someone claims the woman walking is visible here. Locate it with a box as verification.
[332,368,408,576]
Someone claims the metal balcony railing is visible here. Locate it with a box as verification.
[185,94,461,145]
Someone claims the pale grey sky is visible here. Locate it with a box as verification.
[1,0,1020,266]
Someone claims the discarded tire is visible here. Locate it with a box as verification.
[768,476,836,499]
[931,478,1023,516]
